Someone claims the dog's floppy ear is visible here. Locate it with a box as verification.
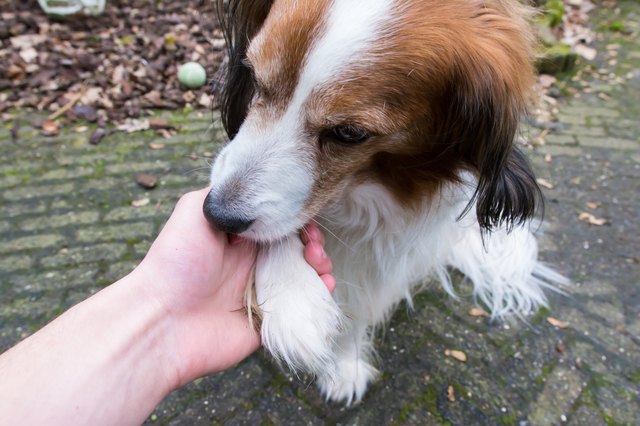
[445,5,541,234]
[215,0,274,138]
[453,78,542,234]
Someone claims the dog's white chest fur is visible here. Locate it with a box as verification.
[255,176,563,404]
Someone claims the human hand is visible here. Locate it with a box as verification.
[132,188,334,388]
[301,222,336,294]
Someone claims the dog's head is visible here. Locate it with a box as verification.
[205,0,541,242]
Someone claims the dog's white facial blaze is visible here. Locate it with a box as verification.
[209,0,394,241]
[210,111,314,241]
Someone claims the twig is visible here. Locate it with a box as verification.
[11,118,20,143]
[47,86,86,121]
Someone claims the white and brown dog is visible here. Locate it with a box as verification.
[203,0,566,404]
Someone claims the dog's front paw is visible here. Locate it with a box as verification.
[317,355,378,405]
[257,241,344,377]
[260,272,343,375]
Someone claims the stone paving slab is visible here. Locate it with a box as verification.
[2,2,640,425]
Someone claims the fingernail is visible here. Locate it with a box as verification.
[311,227,320,242]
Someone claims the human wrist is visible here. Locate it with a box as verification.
[113,269,186,392]
[123,262,219,390]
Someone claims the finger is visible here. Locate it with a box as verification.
[229,234,246,245]
[320,274,336,294]
[158,188,226,245]
[304,241,333,276]
[300,222,319,245]
[301,222,325,246]
[300,225,311,245]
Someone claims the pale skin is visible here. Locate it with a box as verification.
[0,188,335,425]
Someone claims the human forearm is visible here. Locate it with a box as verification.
[0,271,178,425]
[0,189,334,425]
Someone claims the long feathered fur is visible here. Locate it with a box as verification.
[208,0,568,405]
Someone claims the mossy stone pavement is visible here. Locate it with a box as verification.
[1,4,639,425]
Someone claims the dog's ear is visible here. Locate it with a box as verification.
[441,5,541,234]
[452,79,542,234]
[215,0,274,138]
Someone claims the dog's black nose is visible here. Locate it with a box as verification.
[203,192,255,234]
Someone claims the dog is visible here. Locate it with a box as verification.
[203,0,567,404]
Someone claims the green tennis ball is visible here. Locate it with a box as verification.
[178,62,207,89]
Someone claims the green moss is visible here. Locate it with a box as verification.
[585,115,594,127]
[98,202,112,212]
[93,159,105,177]
[543,0,565,28]
[605,21,626,32]
[396,384,451,425]
[114,143,137,156]
[118,34,136,45]
[534,361,556,387]
[601,412,619,426]
[530,306,551,326]
[536,43,578,76]
[498,411,518,425]
[628,368,640,384]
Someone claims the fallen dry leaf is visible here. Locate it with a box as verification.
[538,74,557,89]
[112,64,126,83]
[574,44,597,61]
[198,93,212,108]
[547,317,570,329]
[148,118,172,130]
[19,47,38,63]
[89,128,107,145]
[445,349,467,362]
[578,212,608,226]
[81,87,104,105]
[469,307,489,317]
[131,198,150,207]
[117,119,150,133]
[585,202,600,210]
[157,128,176,139]
[135,174,158,189]
[447,385,456,402]
[536,178,554,190]
[544,154,552,163]
[10,34,47,48]
[41,120,60,136]
[148,142,165,150]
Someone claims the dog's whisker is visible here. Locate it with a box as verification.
[184,165,211,172]
[335,279,363,290]
[298,213,355,253]
[311,212,340,226]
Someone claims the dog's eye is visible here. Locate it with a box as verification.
[329,125,371,144]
